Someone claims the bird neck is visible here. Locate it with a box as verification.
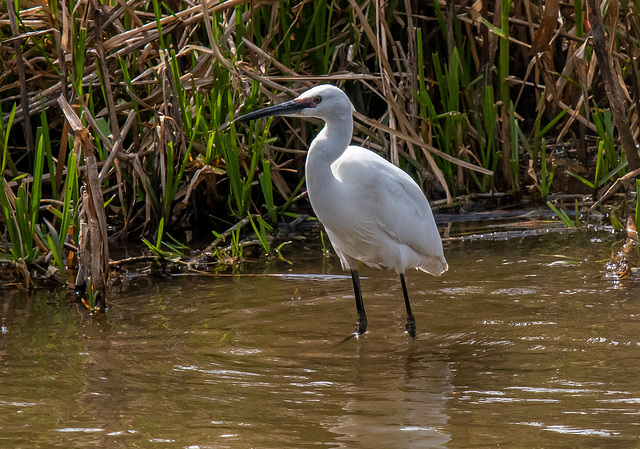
[304,113,353,224]
[304,115,352,204]
[307,115,353,165]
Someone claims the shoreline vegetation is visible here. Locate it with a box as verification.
[1,0,640,304]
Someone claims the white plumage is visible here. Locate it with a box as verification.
[235,85,448,337]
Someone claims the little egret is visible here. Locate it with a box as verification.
[234,85,448,337]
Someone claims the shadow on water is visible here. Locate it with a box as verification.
[1,219,640,448]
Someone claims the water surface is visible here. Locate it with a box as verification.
[2,225,640,448]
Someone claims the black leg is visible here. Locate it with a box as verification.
[351,269,367,335]
[400,273,416,338]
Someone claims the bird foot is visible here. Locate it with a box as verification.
[405,314,416,339]
[354,317,367,336]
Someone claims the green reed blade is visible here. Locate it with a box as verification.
[42,218,65,280]
[259,159,277,225]
[248,214,271,256]
[547,201,575,228]
[226,123,244,215]
[636,180,640,228]
[30,133,45,234]
[280,176,306,215]
[38,98,57,198]
[574,0,584,37]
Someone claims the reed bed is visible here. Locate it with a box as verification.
[1,0,640,294]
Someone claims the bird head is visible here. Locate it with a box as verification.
[233,85,354,124]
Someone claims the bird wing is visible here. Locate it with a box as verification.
[375,168,448,275]
[331,146,447,274]
[375,165,442,246]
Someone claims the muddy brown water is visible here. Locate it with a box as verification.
[1,218,640,448]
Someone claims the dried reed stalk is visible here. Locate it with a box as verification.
[58,96,109,307]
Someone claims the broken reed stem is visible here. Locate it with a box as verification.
[99,109,137,182]
[586,0,640,171]
[5,0,34,154]
[201,214,259,255]
[590,167,640,211]
[499,0,512,189]
[91,0,120,138]
[57,96,110,308]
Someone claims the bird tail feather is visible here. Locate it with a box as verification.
[417,258,448,276]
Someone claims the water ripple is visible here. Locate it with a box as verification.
[516,422,620,437]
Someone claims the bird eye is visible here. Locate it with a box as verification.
[313,95,322,104]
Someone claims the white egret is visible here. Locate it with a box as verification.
[234,85,448,337]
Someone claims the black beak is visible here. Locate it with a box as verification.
[233,98,315,123]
